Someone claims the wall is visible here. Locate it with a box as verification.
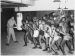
[36,10,60,19]
[1,8,15,33]
[16,0,75,11]
[22,11,37,21]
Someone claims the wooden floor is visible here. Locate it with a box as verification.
[1,31,75,55]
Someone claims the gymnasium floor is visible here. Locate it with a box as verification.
[1,31,75,55]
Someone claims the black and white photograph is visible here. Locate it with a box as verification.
[0,0,75,55]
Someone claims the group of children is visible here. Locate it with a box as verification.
[21,14,74,55]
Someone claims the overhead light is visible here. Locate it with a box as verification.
[64,0,68,9]
[53,0,60,2]
[53,0,68,9]
[53,0,61,9]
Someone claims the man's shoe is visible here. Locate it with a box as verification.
[23,44,27,46]
[53,52,59,55]
[14,41,18,43]
[6,43,9,46]
[55,52,59,55]
[63,53,66,55]
[43,48,48,51]
[68,51,73,54]
[36,43,40,45]
[39,46,42,49]
[32,46,37,49]
[70,49,74,51]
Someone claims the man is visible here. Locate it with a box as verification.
[32,22,40,49]
[28,21,34,44]
[66,15,74,50]
[69,27,74,50]
[42,23,51,51]
[59,20,73,55]
[21,20,29,46]
[39,20,45,49]
[6,16,18,46]
[48,25,59,55]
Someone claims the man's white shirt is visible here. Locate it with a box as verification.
[7,19,16,28]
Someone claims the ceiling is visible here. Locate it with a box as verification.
[0,0,30,8]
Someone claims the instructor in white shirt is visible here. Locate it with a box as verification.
[6,16,18,46]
